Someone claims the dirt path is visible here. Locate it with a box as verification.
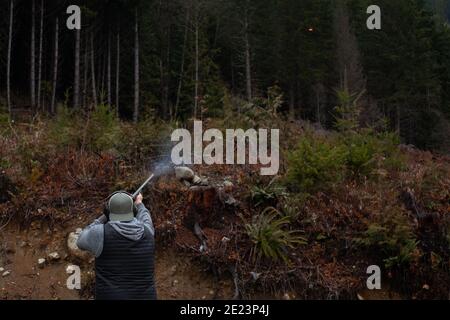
[0,222,234,300]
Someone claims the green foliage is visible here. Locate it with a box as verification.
[85,104,121,152]
[266,85,284,116]
[245,207,307,263]
[0,159,11,170]
[286,127,405,193]
[341,130,405,175]
[376,132,407,171]
[342,132,378,176]
[334,89,364,133]
[47,106,78,148]
[250,183,287,207]
[333,88,406,176]
[286,135,346,192]
[16,137,44,176]
[280,193,310,222]
[348,0,450,149]
[0,103,10,130]
[355,209,419,269]
[383,240,419,269]
[47,105,121,152]
[0,113,9,126]
[202,81,227,119]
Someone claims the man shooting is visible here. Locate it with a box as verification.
[77,192,156,300]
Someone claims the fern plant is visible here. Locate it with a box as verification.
[245,207,307,263]
[250,184,287,207]
[355,209,419,269]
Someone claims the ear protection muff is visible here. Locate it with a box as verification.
[103,191,138,221]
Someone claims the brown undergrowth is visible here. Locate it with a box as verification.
[0,117,449,299]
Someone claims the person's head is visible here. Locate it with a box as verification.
[107,192,135,222]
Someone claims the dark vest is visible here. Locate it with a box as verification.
[95,223,156,300]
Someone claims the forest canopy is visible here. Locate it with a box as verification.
[0,0,449,152]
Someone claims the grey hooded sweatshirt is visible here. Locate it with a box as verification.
[77,203,154,257]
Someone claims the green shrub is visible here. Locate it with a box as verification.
[86,104,121,152]
[334,87,406,175]
[355,209,418,269]
[266,85,283,116]
[334,89,363,133]
[280,193,310,222]
[245,207,307,263]
[286,135,346,193]
[341,131,406,176]
[376,132,406,171]
[383,240,418,269]
[0,112,9,126]
[47,105,79,148]
[0,107,11,134]
[15,126,48,176]
[250,183,287,207]
[0,159,11,170]
[342,132,378,176]
[47,104,121,152]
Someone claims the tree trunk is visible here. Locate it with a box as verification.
[100,49,106,103]
[37,0,44,110]
[175,9,190,119]
[289,84,295,120]
[158,0,165,113]
[133,8,140,123]
[334,1,366,96]
[116,28,120,116]
[50,17,59,114]
[74,28,80,108]
[194,21,199,119]
[315,84,323,125]
[30,0,36,110]
[83,34,88,108]
[107,30,112,107]
[7,0,14,119]
[231,57,235,96]
[244,11,252,102]
[159,58,164,112]
[90,32,98,108]
[100,51,105,104]
[163,25,171,118]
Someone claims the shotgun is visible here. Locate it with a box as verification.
[132,173,155,198]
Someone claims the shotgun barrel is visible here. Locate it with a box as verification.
[132,173,155,198]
